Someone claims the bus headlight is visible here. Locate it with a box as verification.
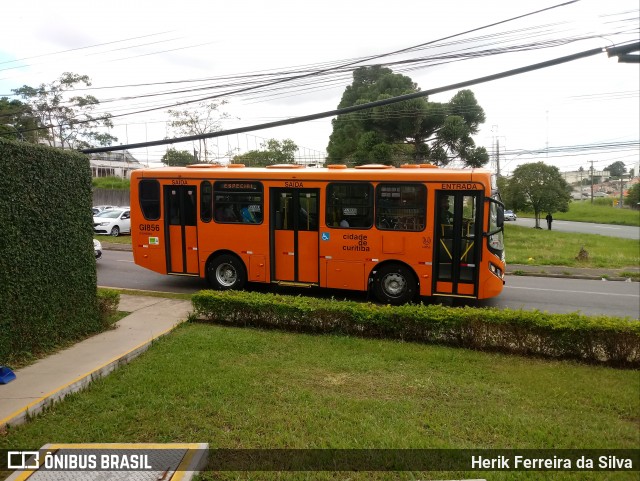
[489,262,503,279]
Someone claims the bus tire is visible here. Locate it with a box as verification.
[207,254,247,291]
[372,264,417,305]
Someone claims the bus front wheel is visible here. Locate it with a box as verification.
[207,254,247,291]
[372,264,417,305]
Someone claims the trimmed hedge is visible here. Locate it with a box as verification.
[192,290,640,367]
[0,139,101,364]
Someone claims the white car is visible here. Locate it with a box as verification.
[504,210,517,221]
[92,205,118,216]
[94,239,102,260]
[93,209,131,236]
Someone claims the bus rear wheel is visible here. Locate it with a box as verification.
[372,264,417,305]
[207,254,247,291]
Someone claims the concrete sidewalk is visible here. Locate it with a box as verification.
[0,295,192,429]
[506,263,639,281]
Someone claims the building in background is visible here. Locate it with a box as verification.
[89,150,143,179]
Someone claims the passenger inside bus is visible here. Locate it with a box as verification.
[216,205,237,222]
[440,196,454,224]
[241,206,258,223]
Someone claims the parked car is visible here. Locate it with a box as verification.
[504,209,517,221]
[94,239,102,260]
[93,208,131,236]
[92,205,118,216]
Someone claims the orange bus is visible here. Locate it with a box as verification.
[130,163,506,304]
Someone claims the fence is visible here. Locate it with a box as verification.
[92,188,130,207]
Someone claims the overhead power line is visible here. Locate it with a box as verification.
[3,1,586,116]
[504,140,640,156]
[0,31,176,71]
[83,2,586,119]
[83,43,628,154]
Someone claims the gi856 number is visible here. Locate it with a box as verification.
[139,224,159,232]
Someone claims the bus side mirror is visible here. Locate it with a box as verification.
[484,196,505,236]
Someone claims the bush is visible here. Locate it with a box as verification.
[192,290,640,367]
[0,139,101,364]
[97,289,120,327]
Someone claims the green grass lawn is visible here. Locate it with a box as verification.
[1,323,637,480]
[554,202,639,226]
[517,202,640,227]
[504,224,639,268]
[94,234,131,245]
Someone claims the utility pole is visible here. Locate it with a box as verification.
[496,138,501,177]
[491,125,503,177]
[619,174,625,208]
[589,160,595,204]
[120,144,125,180]
[546,110,549,160]
[579,168,583,200]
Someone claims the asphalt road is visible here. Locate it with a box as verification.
[510,217,639,239]
[98,250,640,319]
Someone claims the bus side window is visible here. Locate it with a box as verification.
[213,181,263,224]
[326,182,373,229]
[139,179,160,220]
[201,181,212,222]
[376,183,426,231]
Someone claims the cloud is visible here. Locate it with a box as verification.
[35,22,96,50]
[1,0,637,171]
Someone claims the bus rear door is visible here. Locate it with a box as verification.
[164,184,199,275]
[433,191,481,297]
[270,188,319,285]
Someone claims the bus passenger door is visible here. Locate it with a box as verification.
[433,191,481,297]
[164,185,199,275]
[270,188,319,284]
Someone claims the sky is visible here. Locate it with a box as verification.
[1,0,638,176]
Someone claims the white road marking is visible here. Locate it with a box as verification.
[505,285,639,298]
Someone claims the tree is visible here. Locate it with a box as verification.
[326,66,488,167]
[167,101,230,162]
[626,182,640,209]
[606,161,626,179]
[233,139,298,166]
[162,148,196,166]
[0,97,41,142]
[503,162,572,228]
[12,72,117,149]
